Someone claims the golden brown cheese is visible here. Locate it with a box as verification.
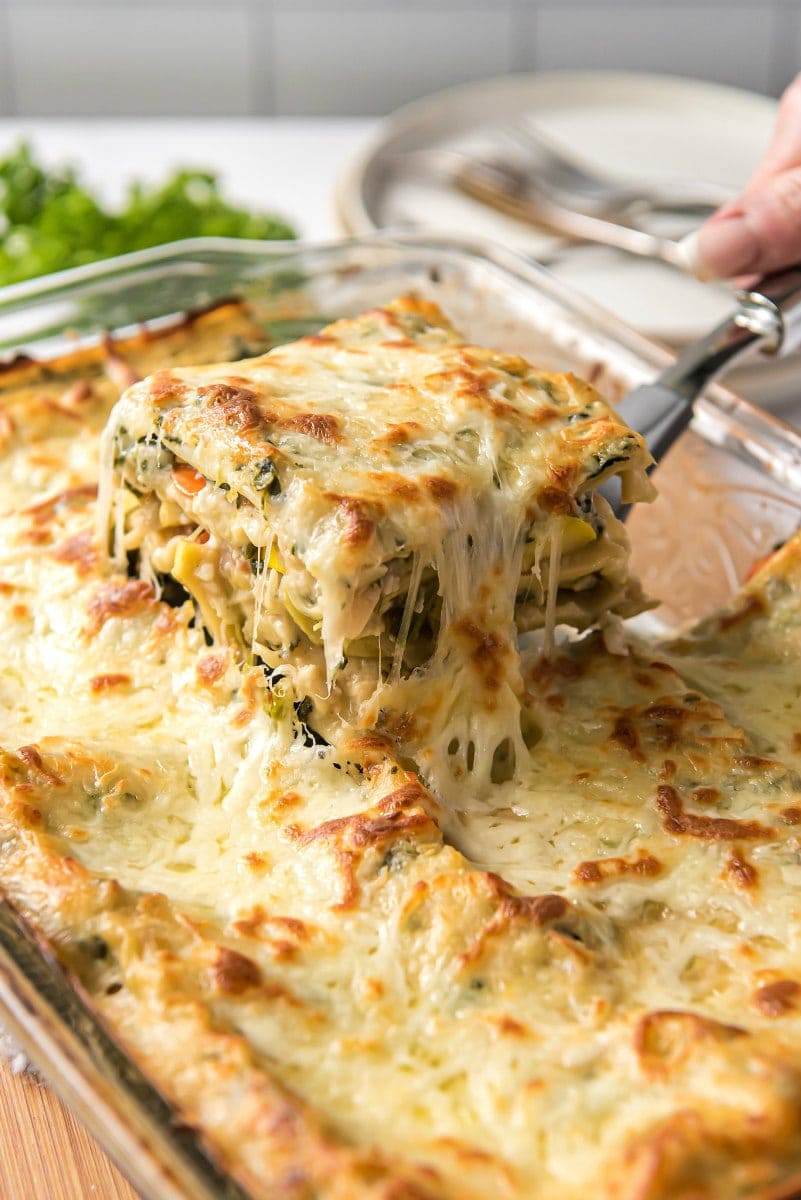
[103,296,653,791]
[0,300,268,509]
[3,306,801,1200]
[0,300,267,446]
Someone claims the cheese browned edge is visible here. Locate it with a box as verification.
[4,484,801,1199]
[103,296,654,792]
[4,305,801,1199]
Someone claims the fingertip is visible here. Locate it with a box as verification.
[684,217,762,282]
[675,230,716,280]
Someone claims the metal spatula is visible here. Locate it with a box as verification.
[601,266,801,518]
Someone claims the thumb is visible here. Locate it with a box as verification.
[685,166,801,282]
[746,73,801,187]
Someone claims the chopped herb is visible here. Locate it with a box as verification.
[78,935,108,960]
[535,376,557,399]
[243,543,265,575]
[0,142,295,286]
[254,459,281,496]
[156,572,191,608]
[586,436,637,482]
[119,791,144,809]
[554,924,585,945]
[588,454,630,481]
[382,843,419,873]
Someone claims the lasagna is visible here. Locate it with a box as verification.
[2,297,801,1200]
[102,298,653,787]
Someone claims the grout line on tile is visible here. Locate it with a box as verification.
[248,0,276,116]
[508,2,533,74]
[0,0,16,117]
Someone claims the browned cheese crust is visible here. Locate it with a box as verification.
[2,302,801,1199]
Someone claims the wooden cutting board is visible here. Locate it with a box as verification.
[0,1060,140,1200]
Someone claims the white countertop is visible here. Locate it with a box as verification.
[0,117,378,240]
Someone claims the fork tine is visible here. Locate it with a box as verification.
[497,122,616,189]
[487,121,733,213]
[497,122,558,162]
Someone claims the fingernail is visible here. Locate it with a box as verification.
[675,230,707,278]
[687,216,759,282]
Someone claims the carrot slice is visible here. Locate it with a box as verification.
[172,463,206,495]
[744,542,786,583]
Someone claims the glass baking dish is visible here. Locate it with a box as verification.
[1,233,801,1200]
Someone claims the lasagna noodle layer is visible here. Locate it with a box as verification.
[2,476,801,1199]
[104,297,653,786]
[5,305,801,1199]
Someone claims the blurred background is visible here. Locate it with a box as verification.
[0,0,798,117]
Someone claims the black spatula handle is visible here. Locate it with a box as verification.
[603,265,801,519]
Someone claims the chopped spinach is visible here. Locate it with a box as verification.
[254,459,281,496]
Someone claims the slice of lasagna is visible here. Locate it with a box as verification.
[102,298,653,772]
[9,295,801,1200]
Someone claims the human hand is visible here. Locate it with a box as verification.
[683,74,801,280]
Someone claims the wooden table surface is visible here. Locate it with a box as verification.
[0,1059,140,1200]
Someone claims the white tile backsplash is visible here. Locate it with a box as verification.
[0,0,797,118]
[6,4,254,116]
[526,5,777,93]
[771,1,801,95]
[0,8,13,117]
[272,7,514,116]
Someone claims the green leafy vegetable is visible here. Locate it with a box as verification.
[254,458,281,496]
[0,142,295,286]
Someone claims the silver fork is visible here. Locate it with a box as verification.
[500,123,734,218]
[389,148,697,270]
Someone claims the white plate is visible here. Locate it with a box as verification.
[338,72,799,411]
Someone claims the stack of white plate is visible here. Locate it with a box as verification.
[338,72,798,417]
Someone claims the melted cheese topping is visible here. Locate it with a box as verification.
[3,306,801,1200]
[105,297,653,789]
